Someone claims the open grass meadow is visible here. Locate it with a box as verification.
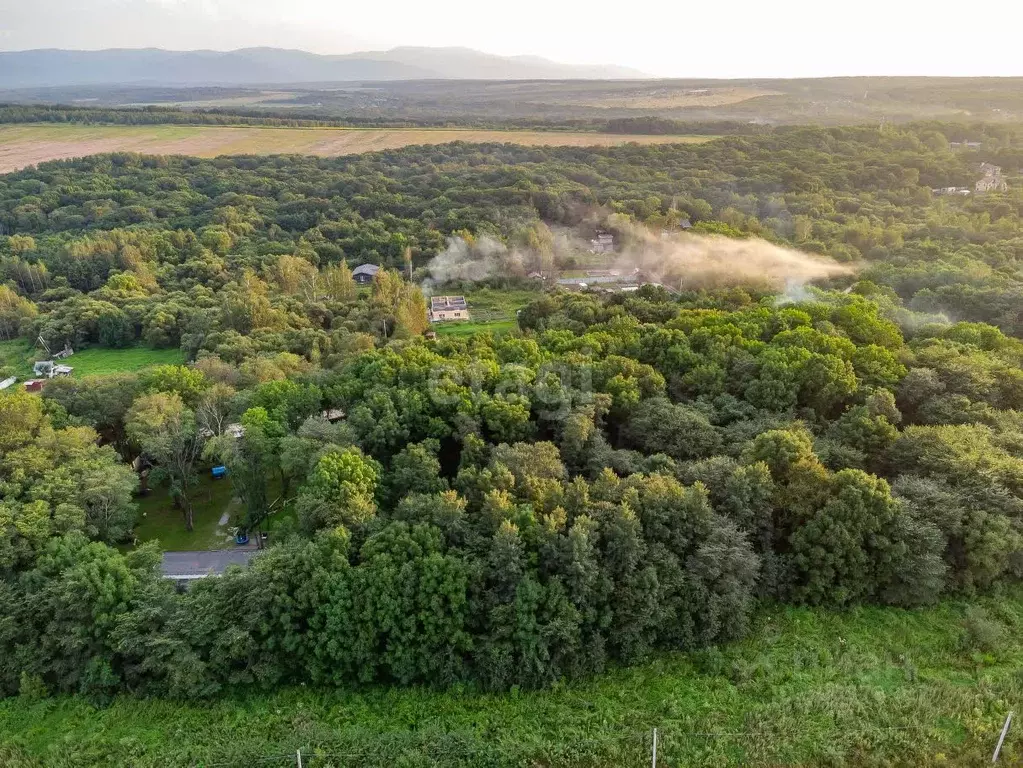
[63,345,185,377]
[2,592,1023,767]
[435,319,518,337]
[0,338,34,377]
[0,123,714,174]
[0,341,184,379]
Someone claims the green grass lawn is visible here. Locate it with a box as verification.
[0,339,34,377]
[435,319,518,337]
[133,473,293,551]
[0,342,184,380]
[463,287,539,316]
[431,287,537,337]
[133,472,238,551]
[67,346,185,377]
[2,592,1023,766]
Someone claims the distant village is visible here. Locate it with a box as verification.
[932,159,1011,197]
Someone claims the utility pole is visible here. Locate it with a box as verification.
[651,728,658,768]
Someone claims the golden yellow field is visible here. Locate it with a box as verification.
[579,86,783,109]
[0,124,713,174]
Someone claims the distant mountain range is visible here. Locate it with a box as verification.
[0,47,648,88]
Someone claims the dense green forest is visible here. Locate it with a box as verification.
[1,121,1023,721]
[2,121,1022,355]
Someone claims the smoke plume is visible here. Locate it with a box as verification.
[421,235,526,295]
[612,228,853,291]
[422,223,853,295]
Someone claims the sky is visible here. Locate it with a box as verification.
[1,0,1022,78]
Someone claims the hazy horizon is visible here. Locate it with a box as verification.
[2,0,1022,79]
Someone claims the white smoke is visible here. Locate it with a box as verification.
[612,229,853,291]
[422,223,853,296]
[421,235,527,295]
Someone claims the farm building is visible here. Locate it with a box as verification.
[352,263,380,285]
[430,296,470,322]
[24,379,42,392]
[0,376,17,391]
[32,360,73,378]
[589,232,614,254]
[976,163,1008,193]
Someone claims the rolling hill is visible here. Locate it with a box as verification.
[0,46,647,88]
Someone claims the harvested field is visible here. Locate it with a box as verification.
[0,124,712,173]
[580,85,783,109]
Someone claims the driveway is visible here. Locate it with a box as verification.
[161,549,261,580]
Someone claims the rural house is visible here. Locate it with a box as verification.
[429,295,470,322]
[589,232,614,254]
[976,163,1008,193]
[352,263,380,285]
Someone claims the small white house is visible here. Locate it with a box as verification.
[429,296,470,322]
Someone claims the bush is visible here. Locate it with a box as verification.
[961,606,1005,653]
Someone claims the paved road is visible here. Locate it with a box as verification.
[161,549,260,580]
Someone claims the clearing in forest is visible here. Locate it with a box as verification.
[0,123,713,174]
[64,346,185,377]
[0,341,184,379]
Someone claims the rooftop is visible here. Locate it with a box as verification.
[431,295,468,310]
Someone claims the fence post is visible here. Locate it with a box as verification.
[651,727,658,768]
[993,711,1013,763]
[296,747,303,768]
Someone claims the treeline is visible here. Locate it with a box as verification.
[5,284,1023,698]
[0,103,608,132]
[0,104,782,135]
[0,103,423,129]
[602,116,771,135]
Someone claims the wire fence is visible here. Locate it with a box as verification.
[194,714,1015,768]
